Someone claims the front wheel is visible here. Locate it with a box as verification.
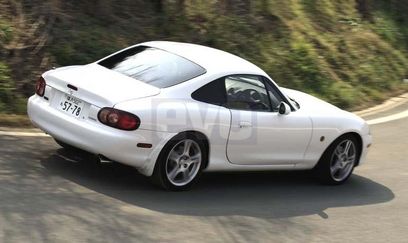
[314,135,359,185]
[152,134,207,191]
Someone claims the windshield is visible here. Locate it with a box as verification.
[98,46,206,88]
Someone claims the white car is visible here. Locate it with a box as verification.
[27,41,372,190]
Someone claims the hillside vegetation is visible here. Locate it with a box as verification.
[1,0,407,114]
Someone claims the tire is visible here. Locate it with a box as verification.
[152,133,207,191]
[314,134,360,185]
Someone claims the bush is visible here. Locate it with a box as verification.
[51,27,122,66]
[0,62,27,114]
[1,0,408,113]
[0,62,14,113]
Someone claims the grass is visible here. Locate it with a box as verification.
[0,0,408,122]
[0,113,33,128]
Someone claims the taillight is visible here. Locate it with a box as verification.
[97,108,140,131]
[35,76,46,97]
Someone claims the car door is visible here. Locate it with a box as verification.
[225,75,313,165]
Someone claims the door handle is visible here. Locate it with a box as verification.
[239,121,252,128]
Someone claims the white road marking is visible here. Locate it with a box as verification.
[0,130,50,137]
[367,109,408,125]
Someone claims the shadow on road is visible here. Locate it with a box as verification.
[41,149,395,219]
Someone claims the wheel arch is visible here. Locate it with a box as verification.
[312,131,363,184]
[315,131,363,169]
[169,130,210,169]
[345,132,363,166]
[150,130,211,190]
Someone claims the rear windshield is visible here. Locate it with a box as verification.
[98,46,206,88]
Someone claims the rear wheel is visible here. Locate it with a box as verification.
[314,134,359,185]
[152,134,207,191]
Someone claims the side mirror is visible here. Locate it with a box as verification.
[278,102,291,115]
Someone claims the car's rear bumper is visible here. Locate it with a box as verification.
[27,95,175,176]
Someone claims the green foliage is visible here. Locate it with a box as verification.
[0,62,15,113]
[0,62,27,114]
[326,82,358,109]
[51,27,123,66]
[1,0,408,113]
[288,41,326,91]
[0,21,13,44]
[371,0,408,49]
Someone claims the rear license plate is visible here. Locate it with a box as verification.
[58,94,84,118]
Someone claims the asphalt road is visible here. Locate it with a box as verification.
[0,109,407,242]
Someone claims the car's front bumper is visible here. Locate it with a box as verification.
[27,95,175,176]
[358,133,372,166]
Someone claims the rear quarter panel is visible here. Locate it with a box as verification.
[114,97,232,172]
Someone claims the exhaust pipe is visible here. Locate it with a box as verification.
[98,154,113,163]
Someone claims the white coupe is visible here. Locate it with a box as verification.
[28,41,372,190]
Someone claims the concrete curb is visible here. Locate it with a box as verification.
[353,92,408,117]
[0,126,47,136]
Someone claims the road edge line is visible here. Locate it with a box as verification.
[0,130,50,137]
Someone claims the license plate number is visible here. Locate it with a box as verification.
[59,94,84,118]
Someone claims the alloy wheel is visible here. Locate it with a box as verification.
[165,139,202,186]
[330,139,356,182]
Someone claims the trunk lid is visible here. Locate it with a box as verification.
[43,64,160,107]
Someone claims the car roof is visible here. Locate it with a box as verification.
[140,41,266,76]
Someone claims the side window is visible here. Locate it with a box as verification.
[191,78,227,106]
[225,75,271,112]
[264,79,284,112]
